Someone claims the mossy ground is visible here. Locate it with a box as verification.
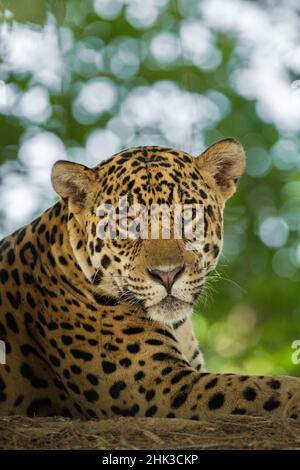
[1,415,300,450]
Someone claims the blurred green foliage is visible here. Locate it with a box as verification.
[0,0,299,376]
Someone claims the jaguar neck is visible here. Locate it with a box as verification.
[32,200,118,308]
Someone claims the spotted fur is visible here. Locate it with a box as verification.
[0,139,299,419]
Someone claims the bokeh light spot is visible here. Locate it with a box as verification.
[259,216,289,248]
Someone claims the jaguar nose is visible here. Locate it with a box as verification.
[146,265,185,293]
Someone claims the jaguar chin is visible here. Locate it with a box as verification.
[146,296,194,323]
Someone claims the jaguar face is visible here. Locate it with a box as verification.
[52,139,245,323]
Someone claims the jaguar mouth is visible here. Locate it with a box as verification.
[159,294,193,308]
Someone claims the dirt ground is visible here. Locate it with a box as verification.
[1,413,300,450]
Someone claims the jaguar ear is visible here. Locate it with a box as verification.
[196,138,245,200]
[51,161,96,207]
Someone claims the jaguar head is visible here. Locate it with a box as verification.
[51,138,245,323]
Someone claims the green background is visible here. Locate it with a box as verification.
[0,0,299,376]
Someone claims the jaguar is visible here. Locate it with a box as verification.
[0,138,299,420]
